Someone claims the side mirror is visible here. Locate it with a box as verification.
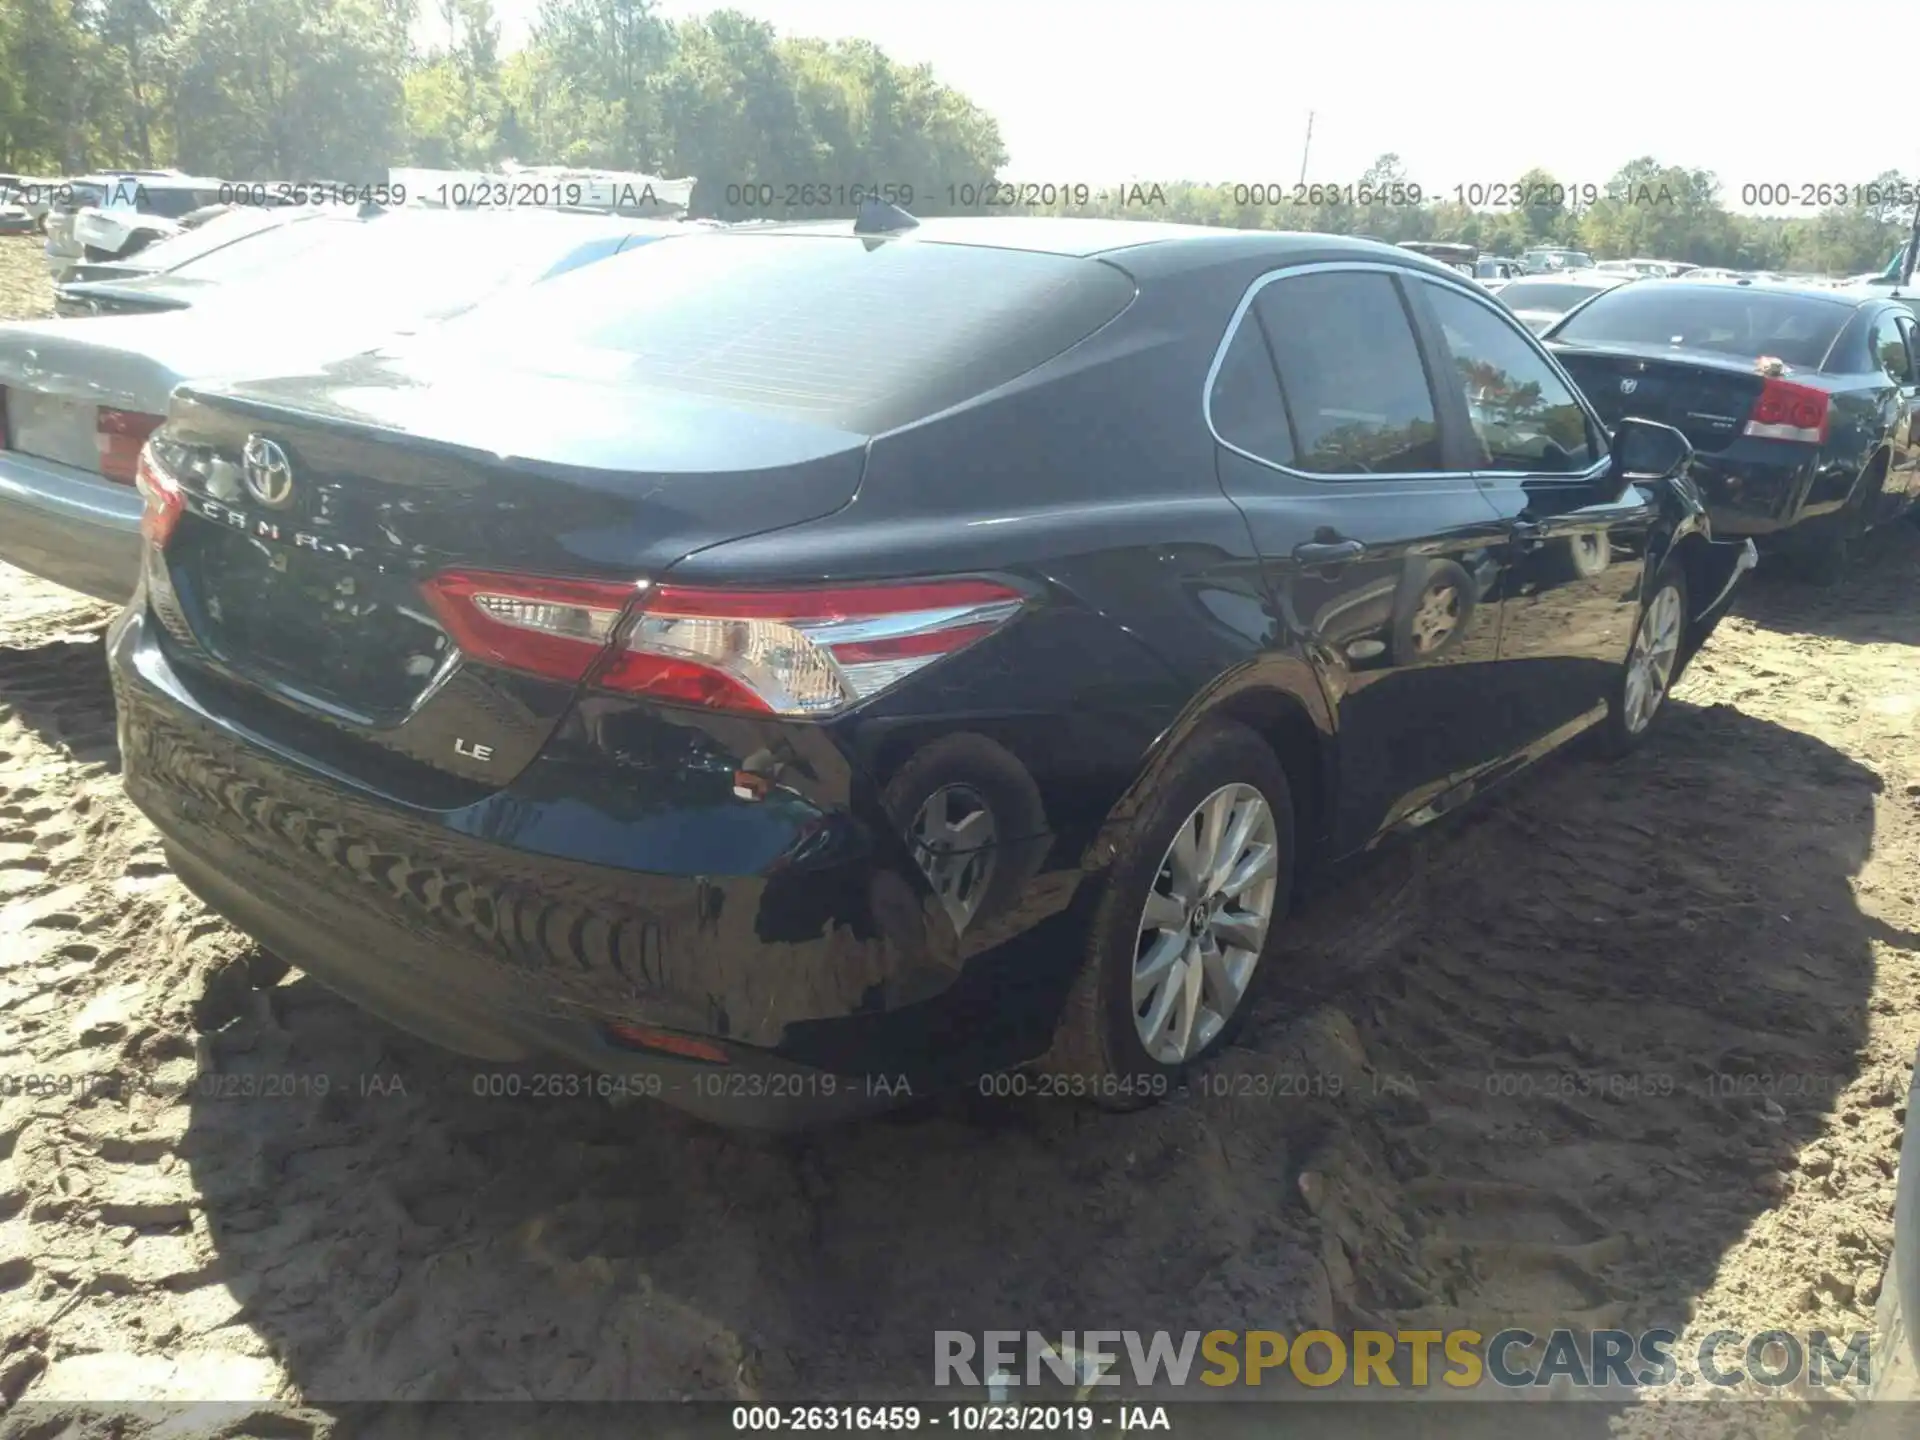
[1608,416,1694,490]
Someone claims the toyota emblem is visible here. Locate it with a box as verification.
[1619,378,1639,395]
[241,435,294,508]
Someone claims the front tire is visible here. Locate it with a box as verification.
[1600,563,1688,758]
[1044,720,1295,1107]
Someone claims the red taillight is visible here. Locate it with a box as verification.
[134,441,184,547]
[605,579,1027,715]
[602,1022,731,1064]
[96,408,163,484]
[418,572,1027,716]
[1743,379,1830,444]
[418,570,640,683]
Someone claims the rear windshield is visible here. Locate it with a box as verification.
[51,184,105,212]
[417,232,1139,431]
[188,211,619,326]
[167,212,363,281]
[1524,251,1594,270]
[1498,281,1611,313]
[136,186,223,220]
[1553,285,1852,368]
[120,206,300,272]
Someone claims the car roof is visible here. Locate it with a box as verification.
[1664,274,1874,306]
[690,215,1481,275]
[1827,280,1917,305]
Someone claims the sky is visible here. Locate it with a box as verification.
[479,0,1917,218]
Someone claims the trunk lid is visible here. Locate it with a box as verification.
[152,356,869,793]
[0,315,212,472]
[4,388,101,472]
[1551,342,1774,455]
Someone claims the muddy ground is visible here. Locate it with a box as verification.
[0,231,1916,1438]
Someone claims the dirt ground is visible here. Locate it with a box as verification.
[1,230,1917,1437]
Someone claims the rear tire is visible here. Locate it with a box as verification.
[1794,455,1886,585]
[1599,562,1688,758]
[1043,720,1295,1108]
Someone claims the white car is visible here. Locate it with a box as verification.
[1492,271,1637,334]
[54,204,372,315]
[0,209,684,601]
[44,173,228,280]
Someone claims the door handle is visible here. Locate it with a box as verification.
[1291,538,1366,566]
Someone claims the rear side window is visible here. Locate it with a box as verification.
[1209,317,1294,466]
[1420,281,1596,474]
[423,234,1139,432]
[1869,311,1913,383]
[1252,270,1441,475]
[1553,285,1851,370]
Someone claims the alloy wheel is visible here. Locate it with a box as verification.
[1409,582,1461,654]
[1622,582,1683,735]
[1131,783,1279,1064]
[909,783,997,933]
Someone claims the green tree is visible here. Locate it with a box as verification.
[171,0,408,178]
[507,0,673,168]
[405,0,508,166]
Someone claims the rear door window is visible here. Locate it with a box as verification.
[1251,270,1442,475]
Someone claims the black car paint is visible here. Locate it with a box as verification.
[1547,285,1920,549]
[109,227,1753,1126]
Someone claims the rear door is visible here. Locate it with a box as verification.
[1409,275,1654,746]
[1208,263,1514,855]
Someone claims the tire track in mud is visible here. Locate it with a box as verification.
[0,525,1914,1436]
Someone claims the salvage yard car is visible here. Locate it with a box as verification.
[1495,270,1636,333]
[54,203,376,315]
[108,218,1756,1128]
[44,172,227,280]
[0,209,676,603]
[1546,277,1920,581]
[1520,246,1597,274]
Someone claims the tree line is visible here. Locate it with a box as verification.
[1,0,1911,275]
[1033,156,1914,277]
[0,0,1010,213]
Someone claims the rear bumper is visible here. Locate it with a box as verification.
[110,606,1073,1128]
[0,450,142,602]
[1690,448,1856,544]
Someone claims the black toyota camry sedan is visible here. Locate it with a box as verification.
[1545,277,1920,582]
[110,214,1756,1126]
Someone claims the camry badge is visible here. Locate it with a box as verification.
[241,435,294,509]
